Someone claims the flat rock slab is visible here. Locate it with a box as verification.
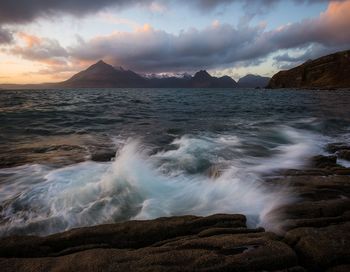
[285,222,350,271]
[0,214,301,272]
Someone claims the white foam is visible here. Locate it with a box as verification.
[0,127,323,236]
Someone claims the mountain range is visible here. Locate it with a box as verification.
[59,61,241,88]
[3,49,349,90]
[0,61,269,89]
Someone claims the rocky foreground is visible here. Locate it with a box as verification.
[1,143,350,271]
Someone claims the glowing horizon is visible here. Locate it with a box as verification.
[0,0,350,84]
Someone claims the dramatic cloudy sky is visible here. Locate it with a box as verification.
[0,0,349,83]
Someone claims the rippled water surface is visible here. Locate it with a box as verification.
[0,88,350,236]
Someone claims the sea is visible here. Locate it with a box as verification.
[0,88,350,236]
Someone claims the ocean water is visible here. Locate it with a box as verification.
[0,88,350,236]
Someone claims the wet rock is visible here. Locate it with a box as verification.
[0,214,301,272]
[90,150,116,162]
[268,175,350,201]
[332,168,350,175]
[310,155,337,168]
[0,214,246,258]
[1,154,350,271]
[326,143,350,154]
[287,198,349,218]
[284,222,350,271]
[0,231,297,272]
[279,168,332,176]
[337,150,350,161]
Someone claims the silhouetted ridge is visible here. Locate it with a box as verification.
[58,62,238,88]
[238,74,271,88]
[268,49,350,89]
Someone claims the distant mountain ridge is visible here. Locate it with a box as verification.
[2,50,350,90]
[237,74,270,88]
[58,61,238,88]
[268,49,350,89]
[60,60,147,88]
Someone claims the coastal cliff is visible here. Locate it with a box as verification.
[268,50,350,89]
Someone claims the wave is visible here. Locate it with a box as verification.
[0,127,323,236]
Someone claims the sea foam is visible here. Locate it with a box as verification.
[0,127,322,236]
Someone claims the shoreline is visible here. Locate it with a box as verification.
[1,144,350,271]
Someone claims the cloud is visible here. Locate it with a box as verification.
[0,27,13,44]
[0,0,153,24]
[9,33,68,66]
[4,0,350,77]
[268,0,350,49]
[273,42,350,69]
[0,0,334,25]
[68,22,269,72]
[188,0,330,13]
[65,1,350,73]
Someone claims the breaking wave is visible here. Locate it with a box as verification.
[0,127,323,236]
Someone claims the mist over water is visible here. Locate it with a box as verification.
[0,88,350,236]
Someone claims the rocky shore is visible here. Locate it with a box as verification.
[1,143,350,271]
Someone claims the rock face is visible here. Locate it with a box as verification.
[238,74,271,88]
[268,49,350,89]
[58,61,238,88]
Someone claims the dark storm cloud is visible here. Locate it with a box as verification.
[0,27,13,44]
[0,0,335,25]
[68,23,269,72]
[0,0,153,24]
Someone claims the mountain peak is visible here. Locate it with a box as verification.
[92,60,113,68]
[85,60,116,74]
[96,60,107,65]
[193,70,211,79]
[61,62,238,88]
[238,74,271,88]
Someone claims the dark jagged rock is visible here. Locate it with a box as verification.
[310,155,338,168]
[90,150,116,162]
[268,49,350,89]
[326,143,350,154]
[338,150,350,161]
[237,74,271,88]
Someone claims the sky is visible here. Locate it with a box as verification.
[0,0,349,83]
